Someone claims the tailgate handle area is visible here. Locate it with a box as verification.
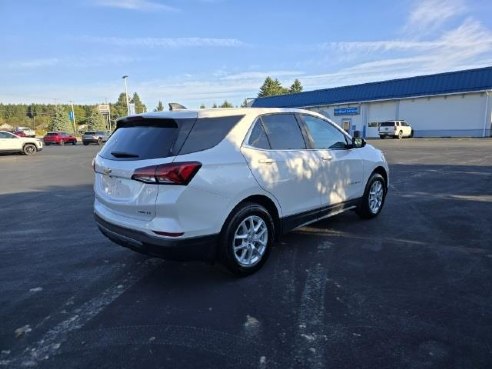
[258,159,275,164]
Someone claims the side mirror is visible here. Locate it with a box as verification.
[351,133,366,148]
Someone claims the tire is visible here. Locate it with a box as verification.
[379,135,385,139]
[97,138,102,145]
[410,130,414,138]
[356,173,386,219]
[72,140,76,145]
[83,142,89,146]
[219,202,274,276]
[23,143,37,155]
[398,130,403,139]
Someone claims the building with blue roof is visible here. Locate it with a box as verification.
[251,67,492,138]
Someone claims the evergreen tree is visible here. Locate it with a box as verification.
[240,99,250,108]
[86,108,107,131]
[258,77,289,97]
[48,105,71,132]
[154,100,164,112]
[200,104,206,109]
[219,100,234,108]
[111,93,129,119]
[131,92,146,114]
[289,79,303,94]
[212,103,218,108]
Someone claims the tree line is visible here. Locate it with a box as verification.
[0,77,303,133]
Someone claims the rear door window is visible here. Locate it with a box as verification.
[178,115,244,155]
[260,114,306,150]
[247,119,271,149]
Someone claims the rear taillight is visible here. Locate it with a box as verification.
[132,162,202,185]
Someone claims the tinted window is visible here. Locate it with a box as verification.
[380,122,396,127]
[247,120,270,149]
[0,132,15,138]
[84,131,95,135]
[260,114,306,150]
[179,115,244,155]
[301,114,348,149]
[99,119,179,161]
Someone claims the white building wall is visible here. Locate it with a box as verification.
[365,101,398,138]
[399,92,487,137]
[306,91,492,138]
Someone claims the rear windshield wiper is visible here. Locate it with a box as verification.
[111,151,139,158]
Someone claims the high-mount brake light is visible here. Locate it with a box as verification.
[132,162,202,185]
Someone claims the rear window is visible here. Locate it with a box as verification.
[99,115,243,160]
[84,131,96,135]
[380,122,396,127]
[99,119,181,161]
[47,132,59,136]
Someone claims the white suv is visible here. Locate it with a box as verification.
[93,108,389,275]
[378,120,413,139]
[0,130,43,155]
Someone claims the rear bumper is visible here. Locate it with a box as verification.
[94,213,218,262]
[82,138,102,144]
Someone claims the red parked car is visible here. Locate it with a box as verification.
[43,132,77,145]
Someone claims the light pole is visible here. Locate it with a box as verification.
[122,75,130,116]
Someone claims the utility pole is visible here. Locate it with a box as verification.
[122,75,130,116]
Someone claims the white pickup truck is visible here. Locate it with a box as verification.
[378,120,413,139]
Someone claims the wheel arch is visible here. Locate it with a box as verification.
[22,142,37,152]
[371,166,388,190]
[225,194,281,241]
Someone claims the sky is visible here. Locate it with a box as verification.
[1,0,492,110]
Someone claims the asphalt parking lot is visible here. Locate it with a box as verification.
[0,139,491,369]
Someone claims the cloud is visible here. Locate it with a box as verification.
[12,58,61,69]
[314,14,492,82]
[5,55,146,70]
[404,0,466,35]
[326,18,492,54]
[93,0,179,12]
[79,36,245,48]
[220,71,304,81]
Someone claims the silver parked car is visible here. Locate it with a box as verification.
[82,131,111,145]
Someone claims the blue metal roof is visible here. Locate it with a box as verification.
[251,66,492,108]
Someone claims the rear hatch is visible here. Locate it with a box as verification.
[94,116,197,221]
[379,122,396,133]
[83,132,96,140]
[44,132,60,142]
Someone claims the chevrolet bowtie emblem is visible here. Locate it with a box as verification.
[103,168,112,175]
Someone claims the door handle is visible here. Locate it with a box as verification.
[258,159,275,164]
[321,155,332,161]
